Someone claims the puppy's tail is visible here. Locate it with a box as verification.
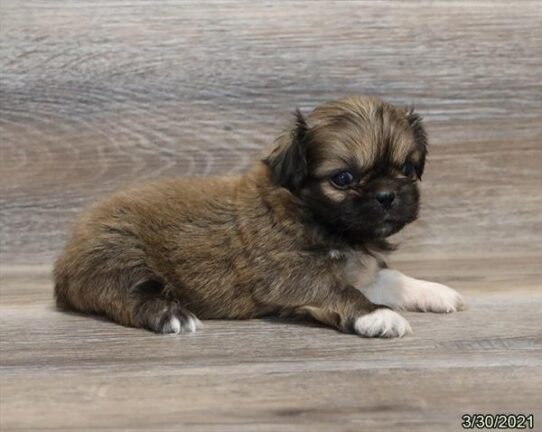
[53,256,73,310]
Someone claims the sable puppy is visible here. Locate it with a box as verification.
[54,96,464,337]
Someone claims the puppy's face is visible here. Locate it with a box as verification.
[264,96,428,242]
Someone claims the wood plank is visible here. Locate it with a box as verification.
[1,262,541,431]
[0,265,541,431]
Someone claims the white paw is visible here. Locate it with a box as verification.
[360,270,466,314]
[160,315,202,334]
[354,309,412,338]
[410,281,465,313]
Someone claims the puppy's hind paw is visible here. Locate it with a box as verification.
[135,300,202,335]
[160,313,202,335]
[354,309,412,338]
[158,307,202,335]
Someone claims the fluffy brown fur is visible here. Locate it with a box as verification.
[54,96,430,336]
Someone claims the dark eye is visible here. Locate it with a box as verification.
[401,162,416,177]
[330,171,354,189]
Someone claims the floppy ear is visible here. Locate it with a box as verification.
[406,109,428,180]
[263,109,309,191]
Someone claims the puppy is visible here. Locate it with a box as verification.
[54,96,464,337]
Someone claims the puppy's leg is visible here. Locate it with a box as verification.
[54,246,201,334]
[359,269,465,313]
[295,286,412,338]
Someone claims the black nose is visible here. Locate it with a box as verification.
[375,191,395,209]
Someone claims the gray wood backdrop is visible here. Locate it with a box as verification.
[1,0,541,267]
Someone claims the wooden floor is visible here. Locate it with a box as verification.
[1,1,541,431]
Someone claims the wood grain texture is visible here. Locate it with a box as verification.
[1,264,542,432]
[1,1,542,431]
[1,0,541,264]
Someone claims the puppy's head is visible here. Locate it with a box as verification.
[264,96,428,242]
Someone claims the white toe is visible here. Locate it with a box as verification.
[354,309,412,338]
[183,317,198,334]
[193,317,203,329]
[161,317,181,334]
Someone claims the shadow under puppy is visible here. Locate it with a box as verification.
[54,96,464,337]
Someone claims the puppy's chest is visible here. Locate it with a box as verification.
[328,249,384,289]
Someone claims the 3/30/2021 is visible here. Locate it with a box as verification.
[462,414,534,429]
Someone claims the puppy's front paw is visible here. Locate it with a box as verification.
[407,281,465,313]
[362,270,466,314]
[354,309,412,338]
